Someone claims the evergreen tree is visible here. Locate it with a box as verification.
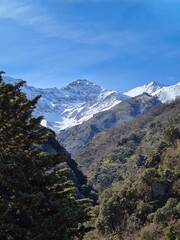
[0,72,91,240]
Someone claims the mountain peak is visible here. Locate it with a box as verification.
[65,79,98,88]
[74,79,94,84]
[146,81,159,86]
[146,81,166,87]
[124,81,165,97]
[61,79,102,101]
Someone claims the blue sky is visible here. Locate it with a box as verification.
[0,0,180,91]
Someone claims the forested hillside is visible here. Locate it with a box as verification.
[74,99,180,192]
[85,135,180,239]
[82,99,180,240]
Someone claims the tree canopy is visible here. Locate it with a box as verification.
[0,72,91,240]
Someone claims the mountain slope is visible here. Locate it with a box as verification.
[87,133,180,240]
[58,93,161,154]
[153,82,180,103]
[125,81,165,97]
[73,99,180,192]
[125,81,180,103]
[41,129,96,200]
[3,77,128,132]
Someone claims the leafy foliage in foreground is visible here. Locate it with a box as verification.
[0,73,91,240]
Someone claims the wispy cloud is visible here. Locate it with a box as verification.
[0,0,143,47]
[0,0,32,21]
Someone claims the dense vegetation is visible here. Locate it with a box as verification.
[85,126,180,239]
[0,72,91,240]
[74,99,180,193]
[83,102,180,239]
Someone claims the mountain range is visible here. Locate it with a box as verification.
[3,77,127,132]
[3,76,180,134]
[2,75,180,239]
[58,93,161,154]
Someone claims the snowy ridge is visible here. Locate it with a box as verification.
[125,81,180,103]
[153,82,180,103]
[3,77,128,132]
[3,77,180,132]
[125,82,166,97]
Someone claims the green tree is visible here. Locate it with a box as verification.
[0,72,91,240]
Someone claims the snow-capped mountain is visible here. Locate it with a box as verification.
[152,82,180,103]
[3,77,128,132]
[3,77,180,132]
[124,82,165,97]
[125,81,180,103]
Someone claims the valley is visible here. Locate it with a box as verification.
[1,1,180,239]
[1,75,180,240]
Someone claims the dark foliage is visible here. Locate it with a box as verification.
[0,73,92,240]
[85,126,180,240]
